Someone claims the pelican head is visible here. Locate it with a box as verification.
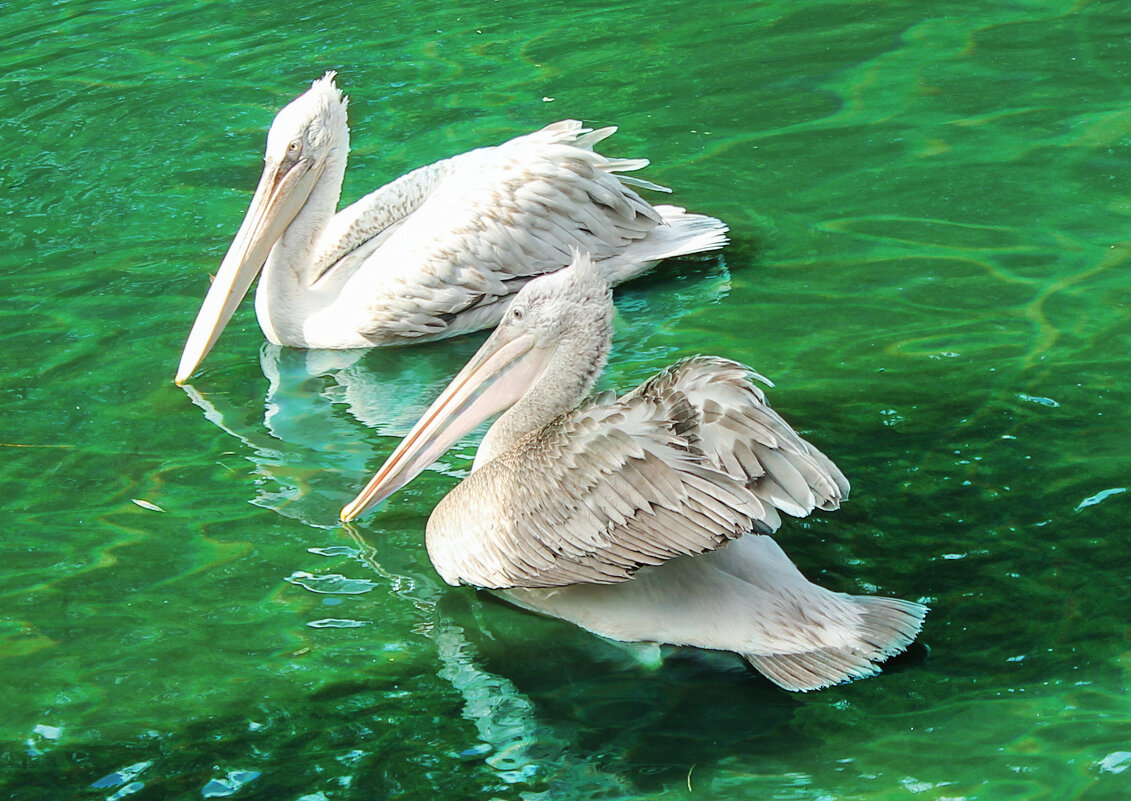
[175,73,349,385]
[340,251,614,521]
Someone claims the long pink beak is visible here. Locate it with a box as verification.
[175,154,318,385]
[340,327,553,522]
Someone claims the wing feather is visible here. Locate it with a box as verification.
[427,394,758,589]
[637,357,851,521]
[339,121,669,343]
[425,355,850,590]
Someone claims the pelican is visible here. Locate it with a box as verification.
[175,73,728,384]
[340,253,926,691]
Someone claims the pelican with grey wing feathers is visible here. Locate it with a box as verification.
[341,253,926,692]
[175,73,727,384]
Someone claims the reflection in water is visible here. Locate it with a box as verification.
[7,0,1131,793]
[182,262,731,792]
[331,525,638,794]
[181,338,481,526]
[180,260,730,528]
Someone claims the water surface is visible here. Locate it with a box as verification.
[2,1,1130,798]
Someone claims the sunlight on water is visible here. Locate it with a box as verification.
[2,0,1130,799]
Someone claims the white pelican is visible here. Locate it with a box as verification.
[340,254,927,692]
[175,73,728,384]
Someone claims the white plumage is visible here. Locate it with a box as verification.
[341,254,926,691]
[175,73,727,384]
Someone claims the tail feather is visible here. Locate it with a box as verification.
[600,205,729,285]
[502,535,926,693]
[573,124,618,150]
[745,595,927,692]
[540,120,726,282]
[614,172,671,193]
[747,646,883,692]
[604,156,654,175]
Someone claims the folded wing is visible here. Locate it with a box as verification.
[426,356,850,589]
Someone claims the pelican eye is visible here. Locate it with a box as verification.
[510,306,525,321]
[287,140,302,153]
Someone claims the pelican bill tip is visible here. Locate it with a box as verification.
[174,361,198,385]
[175,348,203,386]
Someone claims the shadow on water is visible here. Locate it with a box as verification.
[110,251,908,799]
[0,520,848,801]
[176,256,737,528]
[0,635,813,801]
[7,0,1131,797]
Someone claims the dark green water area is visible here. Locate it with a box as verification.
[2,0,1129,798]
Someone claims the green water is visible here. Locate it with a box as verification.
[3,0,1130,798]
